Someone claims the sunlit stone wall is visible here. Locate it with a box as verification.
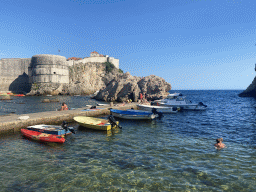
[29,54,69,84]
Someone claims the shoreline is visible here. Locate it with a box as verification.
[0,103,138,135]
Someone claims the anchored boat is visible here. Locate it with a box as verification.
[152,93,207,111]
[21,121,75,143]
[137,104,178,113]
[21,129,65,143]
[74,115,121,131]
[26,121,75,136]
[110,109,160,120]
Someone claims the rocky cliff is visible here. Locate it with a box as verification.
[238,76,256,97]
[27,62,171,101]
[93,72,171,102]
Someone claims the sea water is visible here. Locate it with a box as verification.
[0,90,255,191]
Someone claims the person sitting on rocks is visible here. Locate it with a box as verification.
[214,138,226,149]
[60,102,68,111]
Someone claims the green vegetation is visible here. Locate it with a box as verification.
[119,68,124,73]
[104,62,115,73]
[104,62,124,73]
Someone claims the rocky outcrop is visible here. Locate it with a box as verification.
[26,83,63,96]
[239,76,256,97]
[94,73,171,102]
[27,61,172,101]
[64,62,106,95]
[27,62,106,96]
[138,75,171,100]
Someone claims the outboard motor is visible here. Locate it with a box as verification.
[90,106,97,109]
[61,121,68,132]
[152,108,163,119]
[108,115,122,129]
[198,102,207,107]
[61,121,76,134]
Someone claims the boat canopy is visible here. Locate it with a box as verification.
[166,93,183,99]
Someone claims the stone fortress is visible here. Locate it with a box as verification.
[0,51,119,94]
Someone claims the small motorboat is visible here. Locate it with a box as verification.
[26,121,75,136]
[21,129,65,143]
[152,92,207,110]
[137,104,178,113]
[74,115,121,131]
[110,109,160,120]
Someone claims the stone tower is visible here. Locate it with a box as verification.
[28,54,69,84]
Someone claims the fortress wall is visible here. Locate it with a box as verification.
[31,74,69,84]
[0,58,31,92]
[108,57,119,69]
[67,60,74,66]
[77,57,108,64]
[74,57,119,69]
[30,55,69,84]
[0,53,119,93]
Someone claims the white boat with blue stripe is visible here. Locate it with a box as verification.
[110,109,158,120]
[137,104,178,113]
[153,93,207,111]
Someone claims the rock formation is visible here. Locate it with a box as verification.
[238,76,256,97]
[27,61,171,101]
[93,73,171,102]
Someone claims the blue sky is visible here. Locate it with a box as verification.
[0,0,255,90]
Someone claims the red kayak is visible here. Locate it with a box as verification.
[14,94,25,97]
[21,129,65,143]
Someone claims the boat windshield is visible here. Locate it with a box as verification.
[166,96,178,100]
[176,97,184,101]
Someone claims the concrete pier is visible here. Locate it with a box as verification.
[0,103,137,135]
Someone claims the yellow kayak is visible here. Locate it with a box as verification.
[73,116,119,131]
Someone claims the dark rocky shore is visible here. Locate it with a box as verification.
[239,76,256,97]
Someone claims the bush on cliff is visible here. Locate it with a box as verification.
[119,69,123,73]
[104,62,115,73]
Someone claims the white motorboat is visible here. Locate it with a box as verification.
[137,104,178,113]
[152,93,207,111]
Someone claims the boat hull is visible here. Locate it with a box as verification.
[137,104,178,113]
[158,104,207,110]
[110,109,157,120]
[153,92,207,111]
[21,129,65,143]
[74,116,118,131]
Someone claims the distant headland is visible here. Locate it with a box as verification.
[239,64,256,97]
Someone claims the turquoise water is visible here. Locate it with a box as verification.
[0,90,255,191]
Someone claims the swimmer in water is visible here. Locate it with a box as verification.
[214,138,226,149]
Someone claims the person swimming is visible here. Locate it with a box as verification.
[214,138,226,149]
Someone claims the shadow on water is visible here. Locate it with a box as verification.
[77,125,121,137]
